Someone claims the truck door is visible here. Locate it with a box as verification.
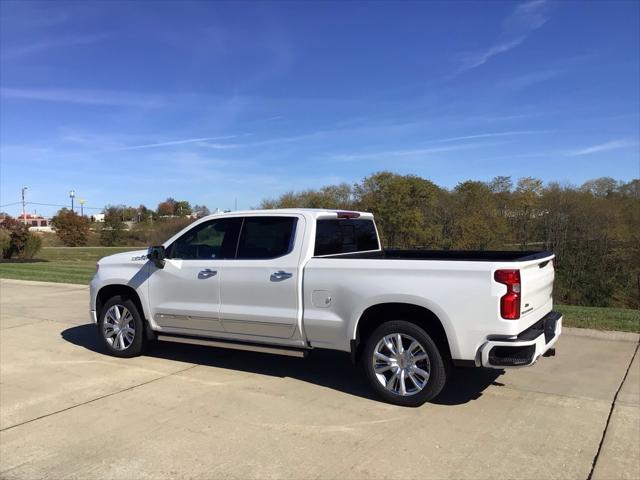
[148,217,242,334]
[219,215,303,339]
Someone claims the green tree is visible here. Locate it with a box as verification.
[100,206,127,246]
[450,181,507,249]
[580,177,620,198]
[260,183,354,210]
[137,204,153,223]
[174,201,192,217]
[51,209,90,246]
[354,172,442,247]
[512,177,544,249]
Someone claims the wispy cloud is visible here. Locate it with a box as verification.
[0,87,163,108]
[452,0,549,75]
[567,139,638,156]
[500,69,562,90]
[1,33,110,60]
[456,37,526,74]
[430,130,547,144]
[332,142,494,162]
[110,135,246,152]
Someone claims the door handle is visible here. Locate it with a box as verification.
[198,269,217,279]
[270,270,293,281]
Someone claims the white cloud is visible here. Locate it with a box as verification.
[0,87,163,108]
[0,33,110,60]
[109,135,245,152]
[430,130,547,144]
[332,142,493,162]
[567,139,637,156]
[456,37,526,74]
[453,0,549,75]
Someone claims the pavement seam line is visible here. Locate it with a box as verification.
[0,319,51,330]
[0,364,198,433]
[586,340,639,480]
[496,384,615,404]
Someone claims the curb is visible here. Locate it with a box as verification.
[564,327,639,343]
[0,278,89,289]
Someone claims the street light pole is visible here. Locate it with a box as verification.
[79,199,86,217]
[21,186,28,225]
[69,190,75,213]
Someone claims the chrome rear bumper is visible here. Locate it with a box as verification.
[479,311,562,368]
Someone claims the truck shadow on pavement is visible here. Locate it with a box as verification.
[61,324,503,406]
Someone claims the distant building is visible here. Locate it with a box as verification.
[16,213,54,233]
[91,213,105,222]
[18,213,49,228]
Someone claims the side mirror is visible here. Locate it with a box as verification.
[147,245,166,268]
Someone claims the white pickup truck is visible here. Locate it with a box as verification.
[90,209,561,406]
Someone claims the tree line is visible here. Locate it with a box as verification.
[2,174,638,309]
[0,197,204,253]
[261,172,640,309]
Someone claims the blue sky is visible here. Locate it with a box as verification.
[1,0,639,216]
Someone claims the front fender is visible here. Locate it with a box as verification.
[90,262,152,322]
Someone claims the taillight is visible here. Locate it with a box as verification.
[494,269,521,319]
[336,211,360,219]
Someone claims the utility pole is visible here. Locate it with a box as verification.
[21,186,28,225]
[69,190,75,213]
[79,199,86,217]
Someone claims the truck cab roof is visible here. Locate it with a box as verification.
[200,208,374,222]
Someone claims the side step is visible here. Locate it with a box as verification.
[156,334,309,358]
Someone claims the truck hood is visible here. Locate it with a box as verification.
[99,249,149,266]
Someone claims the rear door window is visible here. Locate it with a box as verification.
[236,217,297,259]
[314,219,379,256]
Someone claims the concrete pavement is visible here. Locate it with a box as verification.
[1,279,638,479]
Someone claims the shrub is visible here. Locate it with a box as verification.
[131,217,193,245]
[0,229,11,258]
[21,232,43,259]
[0,226,42,260]
[51,209,90,246]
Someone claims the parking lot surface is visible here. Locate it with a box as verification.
[1,279,638,479]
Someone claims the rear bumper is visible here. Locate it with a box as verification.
[478,311,562,368]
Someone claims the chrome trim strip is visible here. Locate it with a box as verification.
[157,334,307,357]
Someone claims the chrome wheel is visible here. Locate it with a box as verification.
[102,305,135,351]
[372,333,430,396]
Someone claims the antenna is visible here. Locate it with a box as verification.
[21,186,28,224]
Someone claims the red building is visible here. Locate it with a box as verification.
[17,213,50,228]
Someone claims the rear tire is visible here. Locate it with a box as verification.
[363,320,447,407]
[98,295,145,358]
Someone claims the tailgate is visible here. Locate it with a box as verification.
[519,255,555,319]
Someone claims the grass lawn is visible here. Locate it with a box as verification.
[1,247,638,333]
[556,304,639,333]
[0,246,140,284]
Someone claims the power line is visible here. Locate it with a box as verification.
[0,201,103,211]
[25,202,103,211]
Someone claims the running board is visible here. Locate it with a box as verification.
[156,334,308,358]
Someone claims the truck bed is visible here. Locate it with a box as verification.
[319,249,553,262]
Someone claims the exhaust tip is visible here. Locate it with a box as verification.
[543,348,556,358]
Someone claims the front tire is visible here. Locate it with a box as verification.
[98,295,145,358]
[363,321,447,407]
